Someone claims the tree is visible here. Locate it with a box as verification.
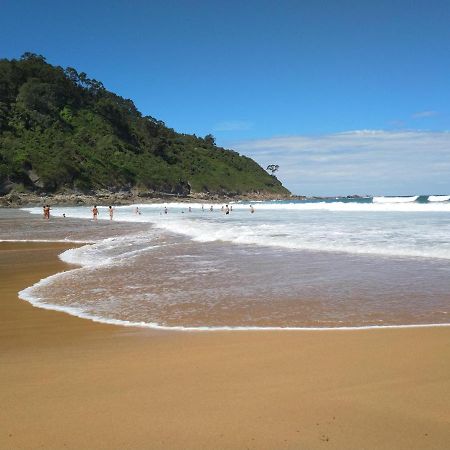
[266,164,279,175]
[0,55,290,196]
[204,134,215,146]
[20,52,46,62]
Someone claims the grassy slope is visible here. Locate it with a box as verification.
[0,54,289,197]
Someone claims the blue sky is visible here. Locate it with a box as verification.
[1,0,450,195]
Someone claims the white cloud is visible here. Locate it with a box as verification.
[213,120,253,132]
[412,110,438,119]
[232,130,450,196]
[388,119,406,128]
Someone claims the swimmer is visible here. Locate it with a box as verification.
[164,206,168,214]
[109,205,114,220]
[202,204,204,211]
[210,205,213,212]
[250,204,255,213]
[44,205,51,220]
[188,206,192,212]
[225,204,230,215]
[92,205,98,221]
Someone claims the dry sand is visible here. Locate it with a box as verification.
[1,242,449,450]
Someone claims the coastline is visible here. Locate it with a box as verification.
[9,233,450,331]
[1,242,450,449]
[0,191,302,208]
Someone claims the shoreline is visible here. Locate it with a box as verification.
[10,238,450,331]
[4,218,450,331]
[1,242,450,449]
[0,191,303,208]
[4,207,450,332]
[19,271,450,331]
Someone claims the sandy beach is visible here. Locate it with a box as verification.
[1,242,450,450]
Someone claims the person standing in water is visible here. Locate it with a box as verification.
[44,205,51,220]
[109,205,114,220]
[225,204,230,215]
[250,204,255,213]
[164,206,168,214]
[92,205,99,221]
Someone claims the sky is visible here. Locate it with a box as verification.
[1,0,450,195]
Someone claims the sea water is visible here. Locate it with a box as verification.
[2,196,450,329]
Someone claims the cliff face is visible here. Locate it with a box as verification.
[0,53,290,198]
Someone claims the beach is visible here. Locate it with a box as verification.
[2,4,450,448]
[1,241,450,449]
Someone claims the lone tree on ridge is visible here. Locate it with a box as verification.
[266,164,279,175]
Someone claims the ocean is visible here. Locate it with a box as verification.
[2,196,450,330]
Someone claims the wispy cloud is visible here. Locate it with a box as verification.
[233,130,450,196]
[213,120,253,132]
[388,119,406,128]
[412,110,438,119]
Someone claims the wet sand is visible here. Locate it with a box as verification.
[1,242,449,450]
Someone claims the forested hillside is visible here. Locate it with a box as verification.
[0,53,289,197]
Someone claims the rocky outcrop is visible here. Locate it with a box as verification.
[0,189,295,207]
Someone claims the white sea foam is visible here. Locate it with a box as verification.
[18,277,450,331]
[57,233,164,268]
[0,238,93,244]
[23,200,450,215]
[21,200,450,260]
[130,201,450,212]
[152,218,450,260]
[373,195,419,203]
[15,201,450,330]
[428,195,450,202]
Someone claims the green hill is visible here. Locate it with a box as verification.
[0,53,289,198]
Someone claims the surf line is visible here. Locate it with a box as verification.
[18,259,450,333]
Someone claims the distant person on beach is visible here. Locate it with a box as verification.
[225,205,230,215]
[92,205,98,221]
[43,205,50,220]
[202,204,204,211]
[62,213,66,218]
[210,205,213,212]
[250,205,255,213]
[135,207,140,215]
[230,205,233,211]
[221,205,224,211]
[109,206,114,220]
[164,206,168,214]
[188,206,192,212]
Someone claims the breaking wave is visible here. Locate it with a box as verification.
[373,196,419,203]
